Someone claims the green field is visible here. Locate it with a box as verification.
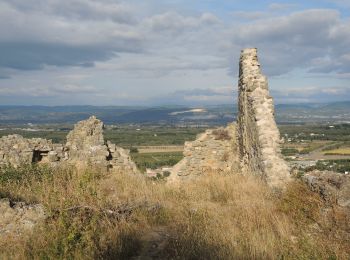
[0,129,69,143]
[131,152,183,172]
[0,126,205,147]
[104,127,204,148]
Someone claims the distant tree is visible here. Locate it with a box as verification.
[130,147,139,153]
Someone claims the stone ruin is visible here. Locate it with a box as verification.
[0,135,56,167]
[65,116,138,172]
[169,48,349,216]
[0,116,138,239]
[237,48,290,188]
[0,116,138,173]
[0,49,291,189]
[169,124,239,182]
[170,48,290,189]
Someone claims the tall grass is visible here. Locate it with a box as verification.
[0,165,349,259]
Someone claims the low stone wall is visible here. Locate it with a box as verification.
[169,124,239,182]
[237,48,290,188]
[0,135,62,167]
[0,116,138,173]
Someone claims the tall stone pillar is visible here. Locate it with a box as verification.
[237,48,290,188]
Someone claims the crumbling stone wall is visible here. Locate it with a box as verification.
[0,116,138,173]
[0,135,61,167]
[169,124,239,182]
[64,116,138,172]
[237,48,290,188]
[64,116,112,168]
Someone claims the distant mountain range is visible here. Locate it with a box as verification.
[0,101,350,125]
[275,101,350,124]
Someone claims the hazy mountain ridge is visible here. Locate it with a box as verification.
[0,101,350,125]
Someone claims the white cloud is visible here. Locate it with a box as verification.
[228,9,350,76]
[0,84,99,97]
[0,1,350,105]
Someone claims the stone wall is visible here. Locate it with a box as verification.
[169,124,239,182]
[237,48,290,188]
[0,116,138,173]
[64,116,113,168]
[0,135,62,167]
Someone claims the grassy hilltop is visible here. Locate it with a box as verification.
[0,164,349,259]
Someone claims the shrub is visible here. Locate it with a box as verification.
[212,129,231,140]
[129,147,139,153]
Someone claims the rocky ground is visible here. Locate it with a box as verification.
[0,198,46,239]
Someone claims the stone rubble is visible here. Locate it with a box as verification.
[303,170,350,209]
[0,198,46,238]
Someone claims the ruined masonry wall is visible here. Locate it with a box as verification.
[168,124,240,182]
[0,116,138,173]
[237,48,290,188]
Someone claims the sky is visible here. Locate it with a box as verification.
[0,0,350,106]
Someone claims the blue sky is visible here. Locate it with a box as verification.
[0,0,349,106]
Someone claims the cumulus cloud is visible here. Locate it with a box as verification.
[2,0,136,23]
[0,1,350,105]
[3,1,349,77]
[0,1,142,74]
[227,9,350,76]
[232,11,269,20]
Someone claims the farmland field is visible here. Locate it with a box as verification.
[130,152,183,172]
[2,123,350,173]
[323,147,350,155]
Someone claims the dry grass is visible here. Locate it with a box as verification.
[0,165,349,259]
[212,129,231,141]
